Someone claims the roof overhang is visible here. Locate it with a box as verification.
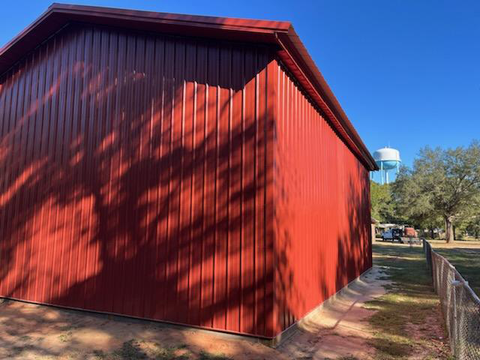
[0,3,378,171]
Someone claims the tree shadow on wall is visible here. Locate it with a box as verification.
[335,173,373,291]
[0,23,282,341]
[271,123,372,333]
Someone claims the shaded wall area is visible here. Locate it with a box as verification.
[0,24,278,337]
[273,62,372,334]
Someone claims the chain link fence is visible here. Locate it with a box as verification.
[423,240,480,359]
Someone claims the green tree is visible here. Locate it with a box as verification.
[391,166,442,238]
[392,142,480,243]
[455,194,480,239]
[464,217,480,239]
[370,181,396,223]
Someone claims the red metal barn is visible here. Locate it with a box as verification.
[0,4,377,339]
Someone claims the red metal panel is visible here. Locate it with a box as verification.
[273,61,372,334]
[0,24,276,337]
[0,20,372,339]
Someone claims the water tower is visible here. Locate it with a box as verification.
[372,147,401,184]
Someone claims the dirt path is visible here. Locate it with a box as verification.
[0,268,388,359]
[277,266,389,360]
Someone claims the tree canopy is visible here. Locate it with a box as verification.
[370,182,395,223]
[384,141,480,242]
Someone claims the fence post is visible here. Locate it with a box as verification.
[451,279,462,359]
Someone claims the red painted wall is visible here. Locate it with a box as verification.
[272,62,372,334]
[0,22,371,339]
[0,24,277,337]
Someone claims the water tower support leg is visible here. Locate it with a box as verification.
[381,162,384,185]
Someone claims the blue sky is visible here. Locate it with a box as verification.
[1,0,479,175]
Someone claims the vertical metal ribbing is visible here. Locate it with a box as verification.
[273,60,372,332]
[0,24,275,337]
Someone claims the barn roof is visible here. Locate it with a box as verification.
[0,3,377,170]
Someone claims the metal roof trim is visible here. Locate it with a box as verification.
[276,29,378,170]
[47,3,293,32]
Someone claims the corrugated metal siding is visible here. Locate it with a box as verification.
[273,61,372,334]
[0,24,277,337]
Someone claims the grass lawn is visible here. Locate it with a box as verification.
[366,242,451,359]
[429,240,480,295]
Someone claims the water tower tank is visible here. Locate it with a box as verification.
[373,147,401,170]
[372,147,401,184]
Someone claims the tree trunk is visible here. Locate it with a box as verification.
[445,216,455,243]
[430,228,434,239]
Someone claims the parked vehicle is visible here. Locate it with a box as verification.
[381,228,403,242]
[380,227,420,244]
[404,227,418,238]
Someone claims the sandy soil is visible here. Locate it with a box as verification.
[0,267,388,360]
[277,266,390,360]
